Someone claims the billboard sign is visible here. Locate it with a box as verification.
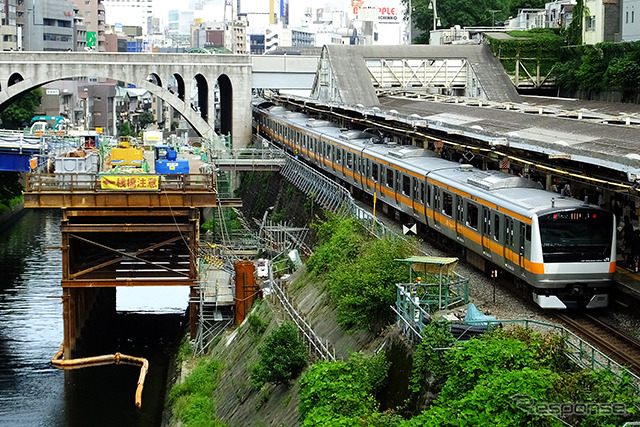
[86,31,96,49]
[349,0,400,23]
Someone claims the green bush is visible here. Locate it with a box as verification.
[306,215,417,330]
[299,352,389,426]
[250,322,308,389]
[168,358,225,426]
[247,311,268,338]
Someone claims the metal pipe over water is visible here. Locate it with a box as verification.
[51,344,149,408]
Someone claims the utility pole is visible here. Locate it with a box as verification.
[490,10,500,28]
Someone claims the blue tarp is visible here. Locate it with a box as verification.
[464,303,499,326]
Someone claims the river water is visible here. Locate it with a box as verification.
[0,209,188,427]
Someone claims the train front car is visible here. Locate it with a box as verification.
[530,206,616,309]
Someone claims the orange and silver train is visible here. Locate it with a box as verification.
[254,104,616,309]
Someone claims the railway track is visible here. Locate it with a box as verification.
[555,313,640,376]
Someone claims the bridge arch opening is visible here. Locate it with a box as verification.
[194,74,208,122]
[0,75,214,138]
[147,73,162,87]
[217,74,232,137]
[169,74,185,101]
[8,73,23,87]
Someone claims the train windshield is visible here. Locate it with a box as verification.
[538,209,613,263]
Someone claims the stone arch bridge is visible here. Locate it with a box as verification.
[0,52,253,146]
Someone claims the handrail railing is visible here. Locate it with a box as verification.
[462,319,640,392]
[25,173,218,193]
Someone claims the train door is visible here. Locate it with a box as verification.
[402,174,411,211]
[411,177,420,216]
[504,217,515,271]
[419,181,426,220]
[455,196,464,242]
[358,155,366,190]
[371,162,379,194]
[494,213,503,264]
[482,208,492,257]
[324,143,332,171]
[383,167,394,203]
[394,170,401,206]
[432,186,441,231]
[517,222,527,276]
[346,152,354,184]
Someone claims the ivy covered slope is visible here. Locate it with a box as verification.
[486,28,565,83]
[555,41,640,100]
[486,28,640,101]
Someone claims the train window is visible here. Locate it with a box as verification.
[372,163,378,181]
[336,148,342,165]
[494,214,500,240]
[434,189,441,211]
[403,175,410,195]
[526,225,531,241]
[427,185,432,207]
[467,202,478,230]
[347,152,353,169]
[419,182,425,204]
[443,192,453,217]
[386,168,394,188]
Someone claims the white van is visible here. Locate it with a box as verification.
[256,259,269,278]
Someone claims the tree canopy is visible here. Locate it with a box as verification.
[0,89,42,129]
[403,0,546,43]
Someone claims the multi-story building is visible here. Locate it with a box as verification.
[71,0,106,51]
[546,0,576,28]
[73,5,87,51]
[621,0,640,40]
[221,15,247,54]
[102,0,152,34]
[1,0,19,50]
[22,0,74,51]
[583,0,620,43]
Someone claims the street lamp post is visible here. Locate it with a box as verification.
[490,9,500,28]
[428,0,439,31]
[408,0,412,43]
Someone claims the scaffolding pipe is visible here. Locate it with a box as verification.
[51,344,149,408]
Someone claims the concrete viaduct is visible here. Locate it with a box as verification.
[0,52,319,148]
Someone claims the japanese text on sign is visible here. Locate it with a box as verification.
[100,175,159,190]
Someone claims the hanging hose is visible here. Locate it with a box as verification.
[51,345,149,408]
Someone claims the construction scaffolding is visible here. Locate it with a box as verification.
[394,256,470,341]
[193,263,235,354]
[279,154,392,238]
